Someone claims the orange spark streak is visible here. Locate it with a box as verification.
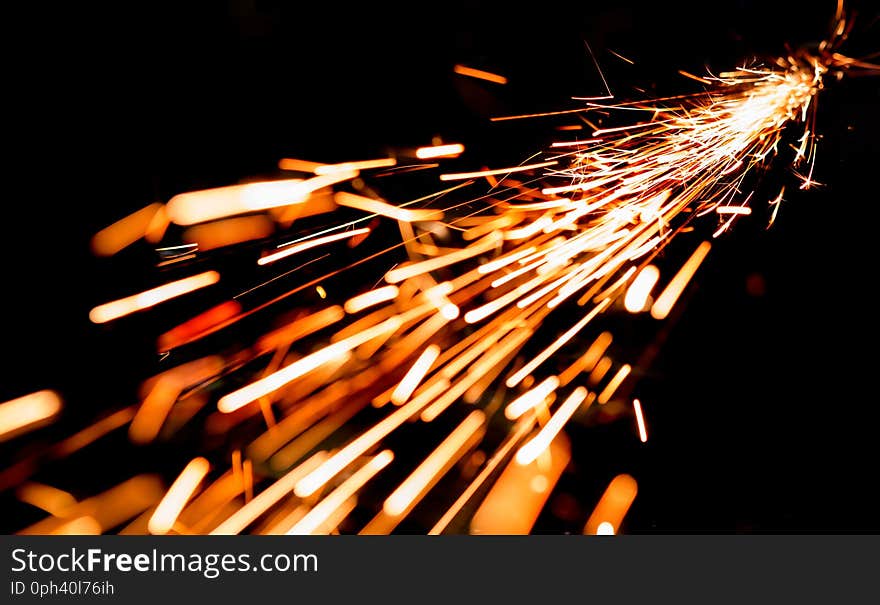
[453,64,508,85]
[516,387,591,465]
[415,143,465,159]
[257,227,371,266]
[506,300,609,388]
[385,232,501,283]
[293,391,435,498]
[384,410,486,517]
[16,482,77,516]
[650,241,712,319]
[505,376,559,420]
[391,345,441,405]
[633,399,648,443]
[335,192,443,222]
[91,203,165,256]
[89,271,220,324]
[716,206,752,215]
[623,265,660,313]
[439,161,558,181]
[470,433,570,534]
[584,474,638,535]
[314,158,396,175]
[597,364,631,404]
[278,158,325,172]
[0,391,62,442]
[210,452,327,535]
[218,316,401,412]
[166,172,356,225]
[343,285,399,314]
[287,450,394,535]
[148,457,211,534]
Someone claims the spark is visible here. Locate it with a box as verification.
[210,452,328,535]
[314,158,396,175]
[633,399,648,443]
[382,410,485,518]
[287,450,394,535]
[584,474,638,535]
[597,364,631,404]
[166,173,356,225]
[343,285,399,314]
[91,203,166,256]
[439,161,558,181]
[651,242,712,319]
[623,265,661,313]
[516,387,591,465]
[335,192,443,223]
[391,345,442,405]
[0,391,62,442]
[258,227,372,266]
[505,376,559,420]
[148,457,211,534]
[416,143,465,159]
[89,271,220,324]
[453,64,508,85]
[7,22,859,537]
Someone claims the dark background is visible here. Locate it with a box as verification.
[3,0,878,532]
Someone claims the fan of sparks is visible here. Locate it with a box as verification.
[4,23,875,535]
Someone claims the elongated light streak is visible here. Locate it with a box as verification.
[148,457,211,534]
[384,411,485,516]
[287,450,394,535]
[597,364,631,404]
[294,393,433,498]
[391,345,441,405]
[210,452,327,535]
[385,232,501,283]
[218,316,402,412]
[516,387,590,465]
[258,228,371,266]
[623,265,661,313]
[633,399,648,443]
[506,300,610,387]
[335,192,443,223]
[650,241,712,319]
[439,161,557,181]
[89,271,220,324]
[167,172,356,225]
[314,158,395,175]
[343,285,399,314]
[584,474,638,535]
[453,64,508,85]
[0,390,62,442]
[415,143,465,159]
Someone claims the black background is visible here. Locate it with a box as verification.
[3,0,879,532]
